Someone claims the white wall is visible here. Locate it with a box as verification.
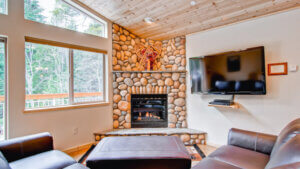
[0,0,113,150]
[186,9,300,146]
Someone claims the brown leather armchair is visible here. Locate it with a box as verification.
[0,132,89,169]
[192,118,300,169]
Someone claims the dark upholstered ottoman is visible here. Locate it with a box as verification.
[86,136,191,169]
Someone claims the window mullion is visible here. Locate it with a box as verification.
[3,38,7,140]
[69,49,74,105]
[103,54,106,102]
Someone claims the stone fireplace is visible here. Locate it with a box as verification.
[95,24,207,145]
[131,94,168,128]
[113,72,186,129]
[112,24,187,129]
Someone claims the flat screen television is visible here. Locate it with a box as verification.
[189,46,266,95]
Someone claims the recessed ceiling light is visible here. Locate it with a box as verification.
[144,17,154,24]
[190,1,196,6]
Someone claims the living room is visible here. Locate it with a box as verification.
[0,0,299,169]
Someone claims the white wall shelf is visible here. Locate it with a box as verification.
[208,103,239,109]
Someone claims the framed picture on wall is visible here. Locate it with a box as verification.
[268,62,288,76]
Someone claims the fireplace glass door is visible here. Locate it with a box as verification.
[131,94,168,128]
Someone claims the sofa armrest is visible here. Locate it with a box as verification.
[228,128,277,155]
[0,132,53,162]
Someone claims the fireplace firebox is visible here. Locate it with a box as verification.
[131,94,168,128]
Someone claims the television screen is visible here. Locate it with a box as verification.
[189,46,266,95]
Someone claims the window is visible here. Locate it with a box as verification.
[25,40,105,109]
[0,38,6,140]
[24,0,107,38]
[25,43,69,108]
[73,50,104,103]
[0,0,7,14]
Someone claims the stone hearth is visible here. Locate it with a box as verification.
[94,128,206,145]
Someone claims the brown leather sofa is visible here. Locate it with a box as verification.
[0,132,89,169]
[192,118,300,169]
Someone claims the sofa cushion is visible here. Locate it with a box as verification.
[0,151,11,169]
[9,150,76,169]
[192,158,242,169]
[227,128,277,155]
[208,145,269,169]
[270,118,300,158]
[265,135,300,169]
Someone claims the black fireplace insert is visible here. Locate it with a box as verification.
[131,94,168,128]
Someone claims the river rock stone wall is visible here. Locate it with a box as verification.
[113,72,187,129]
[112,24,187,129]
[112,24,186,71]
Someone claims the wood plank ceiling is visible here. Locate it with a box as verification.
[78,0,300,40]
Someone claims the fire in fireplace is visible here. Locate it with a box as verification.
[131,94,168,128]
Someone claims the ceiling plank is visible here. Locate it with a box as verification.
[150,0,300,40]
[78,0,300,40]
[141,0,273,37]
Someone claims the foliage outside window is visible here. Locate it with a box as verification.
[73,50,103,103]
[0,0,7,14]
[25,42,105,109]
[24,0,106,37]
[0,39,6,140]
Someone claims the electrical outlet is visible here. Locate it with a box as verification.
[289,64,298,72]
[73,127,78,135]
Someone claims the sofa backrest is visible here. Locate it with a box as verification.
[0,132,53,162]
[265,118,300,169]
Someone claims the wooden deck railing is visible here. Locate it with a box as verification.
[25,92,103,108]
[25,92,102,100]
[0,92,102,101]
[0,92,103,110]
[1,93,103,139]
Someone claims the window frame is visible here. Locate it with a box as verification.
[0,0,7,15]
[63,0,108,38]
[0,37,7,140]
[70,49,106,105]
[24,0,108,38]
[24,37,107,111]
